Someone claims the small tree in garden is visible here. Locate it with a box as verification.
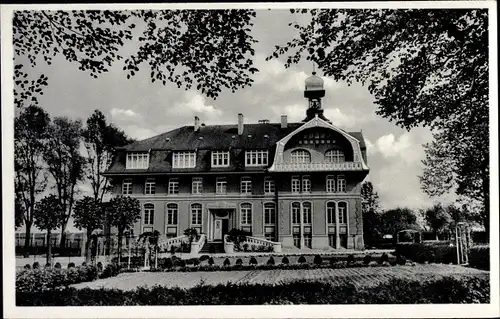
[281,256,290,265]
[73,196,104,263]
[267,256,275,265]
[249,257,258,265]
[107,196,141,260]
[208,257,215,266]
[33,194,64,266]
[235,258,243,265]
[223,258,231,266]
[297,256,307,264]
[184,228,199,245]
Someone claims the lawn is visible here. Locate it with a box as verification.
[71,263,488,291]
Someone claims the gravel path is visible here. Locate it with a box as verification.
[71,264,488,291]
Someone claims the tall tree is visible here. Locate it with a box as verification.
[424,203,452,240]
[13,10,258,99]
[33,194,64,265]
[361,181,382,247]
[270,9,489,232]
[43,117,85,250]
[82,110,133,204]
[380,207,420,237]
[107,196,141,260]
[73,196,105,263]
[14,105,50,256]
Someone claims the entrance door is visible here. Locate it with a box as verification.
[214,219,223,240]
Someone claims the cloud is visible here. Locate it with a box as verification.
[374,132,424,164]
[123,125,158,140]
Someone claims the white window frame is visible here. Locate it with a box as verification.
[263,202,276,225]
[302,176,311,193]
[192,177,203,195]
[245,150,268,167]
[337,175,346,192]
[291,176,300,193]
[302,202,312,225]
[172,151,196,168]
[166,203,178,225]
[190,203,203,226]
[126,152,150,169]
[326,201,336,224]
[211,151,230,167]
[291,149,311,164]
[291,202,301,224]
[122,179,132,195]
[264,177,275,194]
[143,203,155,225]
[168,178,179,194]
[325,149,345,163]
[326,175,336,193]
[338,202,347,224]
[240,203,252,226]
[216,177,227,194]
[144,178,155,195]
[240,177,252,194]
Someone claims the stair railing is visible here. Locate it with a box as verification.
[242,236,282,253]
[190,233,206,255]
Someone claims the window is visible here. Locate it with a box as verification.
[168,178,179,194]
[122,179,132,195]
[166,203,178,225]
[216,177,227,194]
[291,176,300,193]
[240,177,252,194]
[245,150,268,166]
[192,177,203,194]
[126,152,149,169]
[264,177,275,194]
[264,203,276,225]
[337,175,346,192]
[143,204,154,225]
[338,202,347,224]
[326,175,335,193]
[240,203,252,226]
[144,179,155,195]
[191,203,202,226]
[172,151,196,168]
[291,149,311,163]
[327,202,336,224]
[291,202,301,224]
[304,234,312,248]
[302,202,312,224]
[212,151,230,167]
[325,149,345,163]
[302,176,311,193]
[293,234,301,248]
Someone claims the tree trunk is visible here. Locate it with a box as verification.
[23,221,32,258]
[46,230,52,266]
[435,232,439,241]
[85,229,92,263]
[59,229,67,251]
[117,230,123,262]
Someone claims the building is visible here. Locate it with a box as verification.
[104,72,370,250]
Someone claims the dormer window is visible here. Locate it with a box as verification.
[325,149,345,163]
[172,151,196,168]
[126,152,149,169]
[245,150,268,167]
[212,151,230,167]
[291,149,311,164]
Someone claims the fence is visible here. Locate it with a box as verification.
[15,232,84,257]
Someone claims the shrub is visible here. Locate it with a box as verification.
[243,243,249,252]
[396,255,406,265]
[192,259,200,266]
[170,245,176,255]
[249,257,258,265]
[469,245,489,270]
[223,258,231,266]
[100,263,120,279]
[208,257,215,266]
[251,244,257,252]
[82,262,87,267]
[45,263,51,268]
[281,256,290,265]
[363,255,372,265]
[329,257,338,265]
[380,253,389,264]
[54,262,61,269]
[199,255,210,262]
[24,264,31,270]
[313,255,323,265]
[267,257,275,265]
[396,242,457,264]
[96,262,103,272]
[347,254,354,264]
[68,262,75,269]
[174,259,186,268]
[33,262,40,269]
[236,258,243,265]
[297,256,307,264]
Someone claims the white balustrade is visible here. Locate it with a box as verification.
[272,161,363,172]
[190,234,206,255]
[157,235,188,251]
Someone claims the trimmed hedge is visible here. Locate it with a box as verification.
[395,242,457,264]
[469,245,489,270]
[17,275,489,305]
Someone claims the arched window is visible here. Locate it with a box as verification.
[291,149,311,163]
[326,202,336,224]
[264,203,276,225]
[190,203,202,226]
[325,149,345,163]
[338,202,348,224]
[143,204,154,225]
[302,202,312,224]
[166,203,178,225]
[291,202,301,224]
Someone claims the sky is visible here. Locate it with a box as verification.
[15,9,457,218]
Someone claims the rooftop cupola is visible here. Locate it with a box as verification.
[303,68,330,123]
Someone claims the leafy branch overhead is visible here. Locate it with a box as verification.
[13,9,259,99]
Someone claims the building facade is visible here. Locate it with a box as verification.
[104,72,369,250]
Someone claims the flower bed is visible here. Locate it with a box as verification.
[468,245,489,270]
[17,275,490,305]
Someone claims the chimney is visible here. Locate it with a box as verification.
[238,113,244,135]
[281,115,288,129]
[194,116,200,132]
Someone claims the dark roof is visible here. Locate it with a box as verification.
[118,123,366,151]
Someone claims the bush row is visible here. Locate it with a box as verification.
[17,275,490,305]
[395,242,457,264]
[468,245,489,270]
[16,263,121,292]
